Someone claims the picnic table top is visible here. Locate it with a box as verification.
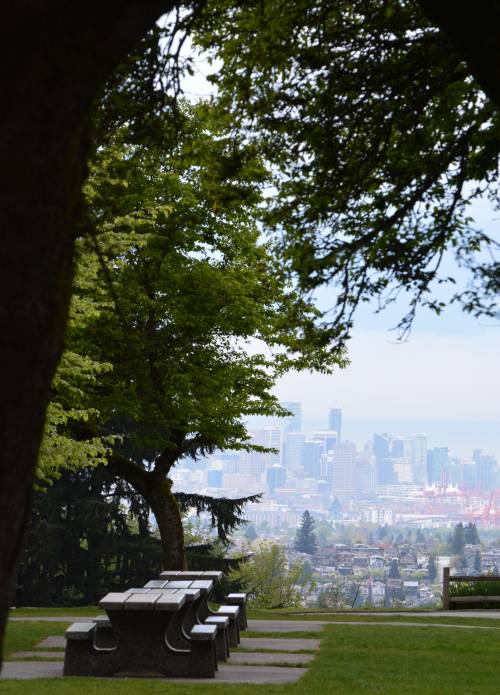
[99,589,187,611]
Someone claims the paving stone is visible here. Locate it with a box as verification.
[247,619,326,632]
[1,662,64,679]
[11,651,65,659]
[229,651,313,665]
[1,661,304,683]
[239,637,319,651]
[38,636,65,648]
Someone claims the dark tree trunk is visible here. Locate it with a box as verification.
[147,480,186,571]
[0,1,173,664]
[418,1,500,110]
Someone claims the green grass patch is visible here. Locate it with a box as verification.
[450,580,500,597]
[4,621,69,659]
[10,607,100,618]
[3,623,500,693]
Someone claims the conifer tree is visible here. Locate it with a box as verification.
[464,523,481,545]
[427,555,437,582]
[474,550,482,573]
[450,523,466,555]
[294,511,318,555]
[388,559,401,579]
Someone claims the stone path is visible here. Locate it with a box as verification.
[247,619,326,632]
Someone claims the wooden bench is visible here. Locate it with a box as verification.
[442,567,500,609]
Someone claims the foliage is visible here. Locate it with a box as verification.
[228,544,309,608]
[316,582,347,609]
[464,522,481,545]
[193,0,500,347]
[19,467,163,606]
[449,579,500,598]
[474,550,482,573]
[294,510,318,555]
[449,522,466,555]
[427,555,437,582]
[58,104,345,565]
[388,559,401,579]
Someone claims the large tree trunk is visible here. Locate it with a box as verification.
[0,1,173,664]
[147,480,186,571]
[418,1,500,110]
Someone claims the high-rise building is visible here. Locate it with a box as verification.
[393,434,427,484]
[281,401,302,432]
[373,433,391,462]
[313,430,338,454]
[328,408,342,442]
[327,441,356,495]
[427,447,449,486]
[284,432,306,476]
[239,428,282,474]
[266,465,286,494]
[302,441,323,479]
[474,449,497,491]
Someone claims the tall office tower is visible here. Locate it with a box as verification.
[476,452,497,491]
[355,453,377,493]
[377,458,396,484]
[239,428,282,474]
[266,465,286,494]
[313,430,338,454]
[284,432,306,476]
[328,408,342,442]
[392,434,427,484]
[373,433,391,462]
[426,447,449,486]
[302,440,323,479]
[328,441,356,495]
[281,401,302,432]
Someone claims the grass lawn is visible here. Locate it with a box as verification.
[3,622,70,659]
[3,619,500,693]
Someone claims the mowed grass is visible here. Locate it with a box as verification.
[3,622,70,659]
[3,620,500,693]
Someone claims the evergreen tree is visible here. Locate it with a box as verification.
[450,523,466,555]
[427,555,437,582]
[464,523,481,545]
[245,526,258,541]
[416,529,426,544]
[388,559,401,579]
[294,511,318,555]
[474,550,482,573]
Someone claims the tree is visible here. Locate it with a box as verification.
[244,526,258,542]
[195,0,500,351]
[63,109,343,569]
[474,550,482,573]
[388,559,401,579]
[464,523,481,546]
[417,2,500,111]
[294,511,318,555]
[427,555,437,582]
[229,544,308,609]
[450,523,466,555]
[18,466,163,607]
[416,529,426,545]
[0,0,180,656]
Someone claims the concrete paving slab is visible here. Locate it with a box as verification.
[239,637,319,651]
[229,651,312,665]
[11,651,65,659]
[38,636,65,648]
[1,661,304,683]
[1,662,64,679]
[247,619,326,632]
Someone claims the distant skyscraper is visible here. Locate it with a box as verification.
[373,433,391,462]
[328,408,342,442]
[328,441,356,494]
[281,401,302,432]
[284,432,306,476]
[313,430,338,453]
[427,447,449,486]
[266,465,286,494]
[302,441,323,479]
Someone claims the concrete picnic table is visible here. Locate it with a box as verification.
[63,588,217,678]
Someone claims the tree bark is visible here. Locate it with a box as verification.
[0,0,173,664]
[108,455,186,570]
[147,480,186,571]
[418,1,500,110]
